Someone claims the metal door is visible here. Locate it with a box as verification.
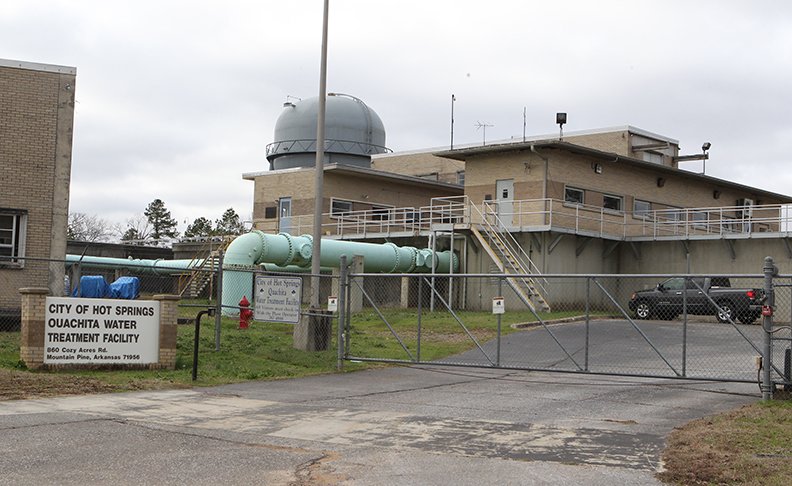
[496,179,514,228]
[278,197,292,234]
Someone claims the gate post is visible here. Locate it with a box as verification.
[337,255,348,371]
[762,256,777,400]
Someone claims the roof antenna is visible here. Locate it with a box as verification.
[475,121,494,145]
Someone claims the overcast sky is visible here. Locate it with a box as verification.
[2,0,791,235]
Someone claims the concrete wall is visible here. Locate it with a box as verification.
[0,60,76,308]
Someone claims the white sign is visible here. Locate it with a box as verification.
[327,296,338,312]
[254,275,302,324]
[492,297,505,314]
[44,297,160,364]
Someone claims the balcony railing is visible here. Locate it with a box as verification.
[257,197,792,241]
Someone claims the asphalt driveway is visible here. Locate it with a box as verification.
[0,365,758,485]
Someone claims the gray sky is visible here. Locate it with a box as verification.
[3,0,791,234]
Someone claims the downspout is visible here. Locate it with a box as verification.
[530,144,550,274]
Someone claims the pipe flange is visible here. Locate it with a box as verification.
[277,232,296,267]
[384,242,400,273]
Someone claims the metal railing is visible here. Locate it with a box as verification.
[265,198,792,242]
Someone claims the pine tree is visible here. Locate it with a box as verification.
[143,199,179,239]
[184,217,214,237]
[214,208,245,236]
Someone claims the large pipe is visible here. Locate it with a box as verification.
[220,231,457,314]
[66,231,458,316]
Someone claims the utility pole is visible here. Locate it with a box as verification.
[311,0,329,309]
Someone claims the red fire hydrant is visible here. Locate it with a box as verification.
[239,296,253,329]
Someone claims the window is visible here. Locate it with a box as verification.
[456,170,465,185]
[0,210,26,266]
[633,199,651,219]
[691,210,708,229]
[603,194,623,212]
[264,206,277,219]
[564,186,584,205]
[371,206,390,221]
[330,199,353,217]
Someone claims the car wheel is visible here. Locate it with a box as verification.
[716,301,734,323]
[635,301,652,319]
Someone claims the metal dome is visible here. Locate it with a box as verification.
[266,93,389,170]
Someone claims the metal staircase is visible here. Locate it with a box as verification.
[177,237,232,299]
[469,203,550,312]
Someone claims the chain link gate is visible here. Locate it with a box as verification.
[336,258,792,392]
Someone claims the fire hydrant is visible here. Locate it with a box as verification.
[238,296,253,329]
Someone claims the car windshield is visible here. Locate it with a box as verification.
[661,278,684,291]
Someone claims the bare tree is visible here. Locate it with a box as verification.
[116,214,152,242]
[67,212,113,242]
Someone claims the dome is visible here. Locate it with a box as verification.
[266,94,388,170]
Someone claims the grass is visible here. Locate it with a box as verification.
[0,306,585,389]
[658,398,792,485]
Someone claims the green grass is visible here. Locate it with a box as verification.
[0,306,588,388]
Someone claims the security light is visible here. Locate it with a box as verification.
[702,142,711,152]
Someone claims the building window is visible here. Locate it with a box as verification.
[456,170,465,185]
[330,199,353,217]
[564,186,584,205]
[264,206,277,219]
[371,206,390,221]
[0,210,26,266]
[633,199,652,219]
[691,210,708,229]
[603,194,623,212]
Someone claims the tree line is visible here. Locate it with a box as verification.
[67,198,247,243]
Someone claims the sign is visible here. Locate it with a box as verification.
[327,296,338,312]
[254,275,302,324]
[44,297,160,364]
[492,297,505,314]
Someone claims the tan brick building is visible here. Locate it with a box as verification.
[0,59,76,315]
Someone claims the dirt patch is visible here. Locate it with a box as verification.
[0,368,118,401]
[658,402,792,485]
[0,369,190,401]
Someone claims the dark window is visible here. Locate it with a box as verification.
[0,210,26,266]
[264,206,277,219]
[603,194,622,211]
[564,187,584,205]
[331,199,353,216]
[371,206,390,221]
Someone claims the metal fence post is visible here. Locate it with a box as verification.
[496,276,502,367]
[337,255,348,371]
[214,251,224,352]
[585,277,590,371]
[682,276,688,377]
[417,275,423,363]
[762,256,776,400]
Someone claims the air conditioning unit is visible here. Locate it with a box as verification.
[736,198,755,207]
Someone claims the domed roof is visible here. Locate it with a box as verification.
[266,94,388,170]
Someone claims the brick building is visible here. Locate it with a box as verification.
[0,59,76,314]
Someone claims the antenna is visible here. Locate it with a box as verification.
[523,107,527,142]
[475,121,494,145]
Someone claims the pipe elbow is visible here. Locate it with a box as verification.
[224,230,267,267]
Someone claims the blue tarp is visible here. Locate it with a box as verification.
[109,276,140,299]
[72,275,110,298]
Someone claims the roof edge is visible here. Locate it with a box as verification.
[0,58,76,75]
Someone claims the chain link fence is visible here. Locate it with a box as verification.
[339,271,791,387]
[2,255,791,390]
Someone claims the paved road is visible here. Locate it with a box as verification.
[0,366,758,485]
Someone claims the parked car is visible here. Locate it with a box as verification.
[628,277,763,324]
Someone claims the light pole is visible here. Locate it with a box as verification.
[311,0,329,309]
[450,94,456,149]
